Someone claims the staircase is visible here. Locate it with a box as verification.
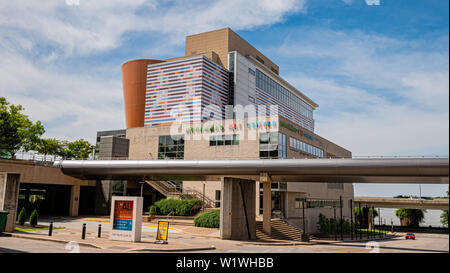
[145,180,182,198]
[145,181,215,208]
[256,219,305,241]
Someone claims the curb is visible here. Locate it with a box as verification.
[243,241,315,246]
[312,235,399,245]
[2,232,103,249]
[129,246,217,252]
[3,232,217,252]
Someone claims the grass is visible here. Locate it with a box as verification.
[14,226,65,232]
[356,228,388,236]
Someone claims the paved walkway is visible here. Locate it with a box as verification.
[3,216,400,252]
[5,216,218,252]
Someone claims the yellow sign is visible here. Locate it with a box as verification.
[156,221,169,241]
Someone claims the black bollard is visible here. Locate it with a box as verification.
[82,223,86,240]
[98,224,102,238]
[48,221,53,236]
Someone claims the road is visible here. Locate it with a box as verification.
[0,233,447,253]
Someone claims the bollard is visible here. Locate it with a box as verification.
[98,224,102,238]
[48,221,53,236]
[82,223,86,240]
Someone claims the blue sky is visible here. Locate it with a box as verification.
[0,0,448,197]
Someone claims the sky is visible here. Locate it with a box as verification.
[0,0,448,197]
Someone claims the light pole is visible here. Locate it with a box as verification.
[139,181,145,197]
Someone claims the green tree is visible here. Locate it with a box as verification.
[64,139,94,159]
[441,188,449,227]
[0,97,45,158]
[354,207,378,228]
[29,209,38,227]
[36,138,64,160]
[17,207,27,225]
[395,209,426,227]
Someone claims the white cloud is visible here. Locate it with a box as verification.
[0,0,304,56]
[276,28,449,156]
[0,0,305,143]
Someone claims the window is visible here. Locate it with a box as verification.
[215,190,221,208]
[158,135,184,159]
[259,132,285,159]
[295,198,306,209]
[209,135,239,146]
[255,68,314,120]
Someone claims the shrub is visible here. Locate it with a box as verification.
[149,205,157,215]
[17,207,27,225]
[153,198,202,216]
[29,210,38,227]
[194,210,220,228]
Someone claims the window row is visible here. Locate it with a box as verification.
[289,136,324,158]
[259,132,286,159]
[158,135,184,159]
[209,134,240,146]
[255,69,313,119]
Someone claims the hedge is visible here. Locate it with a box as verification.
[194,210,220,228]
[18,207,27,225]
[152,198,202,216]
[29,209,38,228]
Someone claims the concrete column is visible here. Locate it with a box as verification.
[220,177,256,240]
[262,182,272,235]
[368,208,373,230]
[260,172,272,235]
[0,173,21,232]
[69,185,80,217]
[94,180,112,215]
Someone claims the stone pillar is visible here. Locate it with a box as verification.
[220,177,256,240]
[0,173,21,232]
[94,180,112,215]
[368,208,373,230]
[69,185,80,217]
[260,173,272,235]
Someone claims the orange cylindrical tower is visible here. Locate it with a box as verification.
[122,59,164,128]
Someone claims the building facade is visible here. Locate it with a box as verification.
[114,28,354,233]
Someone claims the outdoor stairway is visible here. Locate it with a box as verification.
[145,180,216,208]
[256,219,304,241]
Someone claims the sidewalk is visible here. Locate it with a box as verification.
[3,226,216,252]
[311,233,400,244]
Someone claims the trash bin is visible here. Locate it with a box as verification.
[0,210,9,233]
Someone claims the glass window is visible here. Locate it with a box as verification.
[158,135,184,159]
[232,134,240,145]
[260,133,269,144]
[209,136,216,146]
[225,135,232,145]
[217,135,224,146]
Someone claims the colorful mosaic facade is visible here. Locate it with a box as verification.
[144,56,229,127]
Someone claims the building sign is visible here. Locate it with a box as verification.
[185,120,277,134]
[280,121,314,140]
[113,200,133,231]
[156,221,169,243]
[109,196,143,242]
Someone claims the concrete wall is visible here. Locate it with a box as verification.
[0,159,95,186]
[185,28,279,74]
[98,136,129,159]
[0,173,20,232]
[220,177,256,240]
